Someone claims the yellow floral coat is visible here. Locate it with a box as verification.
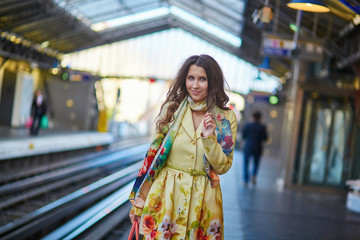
[131,107,237,240]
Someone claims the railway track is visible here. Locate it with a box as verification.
[0,143,148,240]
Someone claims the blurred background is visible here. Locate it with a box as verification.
[1,0,360,239]
[1,0,359,188]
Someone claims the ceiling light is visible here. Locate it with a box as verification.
[289,23,299,32]
[10,35,16,42]
[41,41,49,48]
[353,15,360,26]
[287,0,330,13]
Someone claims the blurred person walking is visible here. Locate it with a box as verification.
[242,111,268,186]
[128,55,237,239]
[30,89,47,136]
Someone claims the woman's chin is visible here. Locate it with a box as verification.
[191,96,206,103]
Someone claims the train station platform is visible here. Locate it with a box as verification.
[222,150,360,240]
[0,126,114,160]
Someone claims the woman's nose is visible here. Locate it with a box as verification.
[193,79,199,87]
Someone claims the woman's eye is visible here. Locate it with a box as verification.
[188,76,194,80]
[200,77,207,81]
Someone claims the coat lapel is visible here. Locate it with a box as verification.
[181,107,196,140]
[195,117,204,139]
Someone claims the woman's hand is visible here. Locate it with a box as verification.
[129,213,141,224]
[202,112,216,138]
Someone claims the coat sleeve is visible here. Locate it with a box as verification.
[201,110,237,175]
[130,204,143,216]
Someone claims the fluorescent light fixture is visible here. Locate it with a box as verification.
[91,6,241,47]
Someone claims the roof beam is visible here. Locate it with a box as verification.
[86,1,160,23]
[169,14,240,56]
[171,0,242,35]
[15,15,64,34]
[0,1,36,16]
[5,10,58,32]
[41,0,101,39]
[0,37,57,69]
[168,0,241,34]
[75,15,171,52]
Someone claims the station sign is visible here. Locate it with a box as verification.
[262,33,324,62]
[263,34,293,57]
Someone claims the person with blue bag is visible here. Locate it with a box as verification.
[128,55,237,240]
[30,89,47,136]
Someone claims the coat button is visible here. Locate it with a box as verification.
[190,154,194,159]
[191,140,195,145]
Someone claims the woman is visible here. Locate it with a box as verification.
[30,89,47,136]
[129,55,237,240]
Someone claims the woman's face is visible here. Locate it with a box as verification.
[186,64,208,103]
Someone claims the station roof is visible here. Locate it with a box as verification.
[1,0,359,77]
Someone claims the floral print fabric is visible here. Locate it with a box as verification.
[134,107,237,240]
[140,167,224,240]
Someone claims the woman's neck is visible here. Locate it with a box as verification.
[191,110,206,131]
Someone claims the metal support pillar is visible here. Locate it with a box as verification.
[277,10,308,188]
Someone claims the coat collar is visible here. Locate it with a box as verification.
[181,107,204,140]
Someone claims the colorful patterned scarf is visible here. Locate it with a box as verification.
[129,96,234,208]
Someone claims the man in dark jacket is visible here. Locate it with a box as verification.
[242,111,268,186]
[30,89,47,136]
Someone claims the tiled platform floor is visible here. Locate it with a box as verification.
[221,150,360,240]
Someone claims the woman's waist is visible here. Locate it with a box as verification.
[165,162,207,176]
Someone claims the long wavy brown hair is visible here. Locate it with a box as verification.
[156,54,230,133]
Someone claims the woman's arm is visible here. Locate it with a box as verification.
[201,110,237,175]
